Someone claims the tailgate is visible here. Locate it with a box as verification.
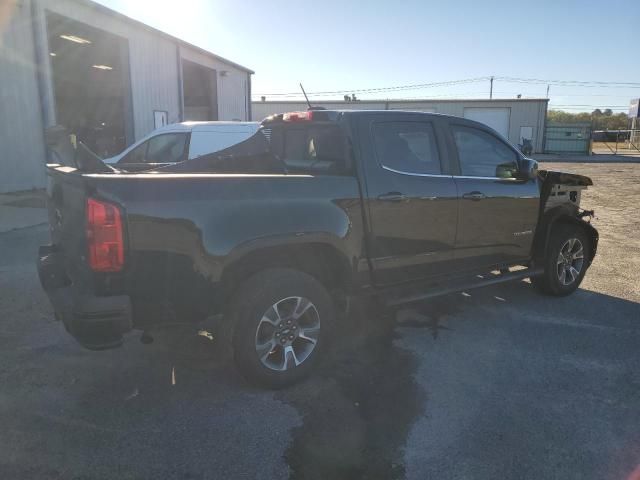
[40,165,132,349]
[46,165,90,264]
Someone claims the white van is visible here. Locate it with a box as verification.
[103,121,260,167]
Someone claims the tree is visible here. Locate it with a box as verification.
[547,109,629,130]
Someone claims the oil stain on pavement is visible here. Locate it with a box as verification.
[279,297,459,480]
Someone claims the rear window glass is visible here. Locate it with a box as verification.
[278,125,349,175]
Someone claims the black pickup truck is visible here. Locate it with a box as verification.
[38,110,598,387]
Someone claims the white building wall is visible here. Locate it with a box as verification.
[252,99,548,153]
[0,0,47,192]
[179,46,250,121]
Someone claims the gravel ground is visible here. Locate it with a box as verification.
[0,162,638,479]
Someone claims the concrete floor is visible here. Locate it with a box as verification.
[0,163,638,479]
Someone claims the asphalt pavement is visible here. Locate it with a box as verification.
[0,163,638,480]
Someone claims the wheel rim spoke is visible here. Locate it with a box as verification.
[559,267,567,284]
[283,345,301,370]
[256,339,277,361]
[568,266,579,282]
[293,297,313,319]
[271,302,282,322]
[255,296,320,372]
[298,326,319,345]
[258,315,277,329]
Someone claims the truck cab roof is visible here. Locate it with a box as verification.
[260,109,460,126]
[155,121,259,133]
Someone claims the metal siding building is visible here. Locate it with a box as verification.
[0,0,253,193]
[252,99,548,153]
[0,1,48,193]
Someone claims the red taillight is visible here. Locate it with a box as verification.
[282,111,313,122]
[86,198,124,272]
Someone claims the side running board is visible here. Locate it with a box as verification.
[384,267,544,307]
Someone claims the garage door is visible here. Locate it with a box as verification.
[463,107,510,138]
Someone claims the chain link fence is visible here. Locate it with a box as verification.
[591,130,640,155]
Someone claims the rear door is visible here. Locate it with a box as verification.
[358,113,458,286]
[447,121,539,271]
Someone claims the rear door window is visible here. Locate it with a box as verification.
[281,125,348,174]
[372,122,442,175]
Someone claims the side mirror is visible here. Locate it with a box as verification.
[518,158,538,180]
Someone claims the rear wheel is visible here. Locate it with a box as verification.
[532,225,590,296]
[228,268,333,388]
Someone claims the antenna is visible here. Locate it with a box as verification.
[300,83,312,110]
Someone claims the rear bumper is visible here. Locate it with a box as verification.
[37,246,132,350]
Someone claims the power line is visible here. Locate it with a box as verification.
[254,77,490,97]
[253,76,637,114]
[255,76,640,98]
[497,76,640,87]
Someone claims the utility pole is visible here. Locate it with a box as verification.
[546,84,550,99]
[489,76,494,100]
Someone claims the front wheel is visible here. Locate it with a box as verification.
[228,268,334,388]
[532,225,590,296]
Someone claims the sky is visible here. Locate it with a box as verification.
[95,0,640,113]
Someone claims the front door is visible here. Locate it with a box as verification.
[447,122,540,271]
[358,114,458,286]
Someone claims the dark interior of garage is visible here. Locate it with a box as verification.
[46,12,132,157]
[182,59,217,121]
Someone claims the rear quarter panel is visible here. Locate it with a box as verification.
[85,173,365,317]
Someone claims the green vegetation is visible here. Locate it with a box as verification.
[548,109,630,130]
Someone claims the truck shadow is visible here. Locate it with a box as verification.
[275,296,461,480]
[272,280,640,480]
[52,281,639,479]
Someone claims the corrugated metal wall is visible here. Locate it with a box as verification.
[38,0,182,137]
[0,0,47,193]
[252,99,548,153]
[179,46,249,121]
[544,123,591,154]
[0,0,251,192]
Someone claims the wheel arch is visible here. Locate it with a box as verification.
[219,241,354,308]
[532,207,598,267]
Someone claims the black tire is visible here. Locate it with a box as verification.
[532,225,590,296]
[228,268,334,388]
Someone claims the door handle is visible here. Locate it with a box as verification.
[377,192,409,202]
[462,191,486,201]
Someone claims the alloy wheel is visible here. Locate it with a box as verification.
[254,296,321,371]
[556,237,585,286]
